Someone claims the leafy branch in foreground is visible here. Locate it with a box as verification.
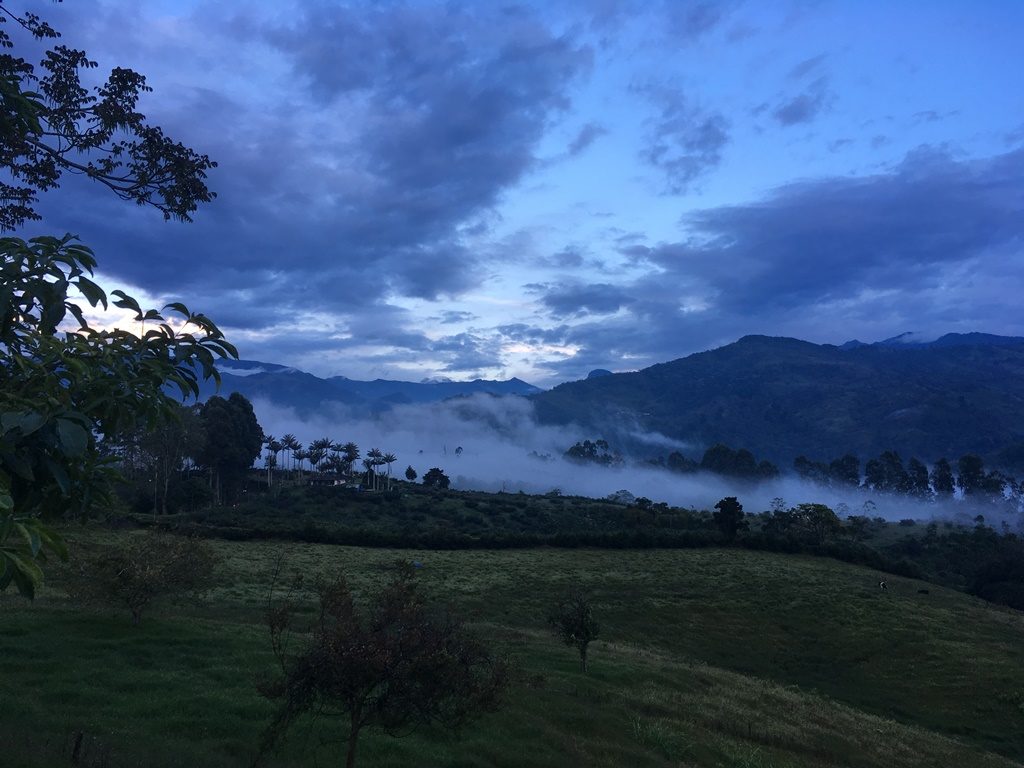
[0,1,217,230]
[0,234,236,597]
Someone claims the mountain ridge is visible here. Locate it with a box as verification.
[532,332,1024,469]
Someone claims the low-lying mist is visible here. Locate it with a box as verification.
[253,394,968,522]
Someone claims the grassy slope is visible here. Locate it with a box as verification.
[3,531,1023,767]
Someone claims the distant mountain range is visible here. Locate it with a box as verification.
[199,333,1024,471]
[532,333,1024,470]
[197,359,542,414]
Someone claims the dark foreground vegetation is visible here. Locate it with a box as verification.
[4,531,1024,768]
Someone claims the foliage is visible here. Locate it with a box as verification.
[548,589,600,673]
[0,2,216,230]
[0,2,228,598]
[195,393,263,504]
[0,235,234,597]
[565,438,621,466]
[404,464,416,481]
[66,531,217,625]
[107,402,206,515]
[422,466,450,489]
[258,569,509,768]
[713,496,747,542]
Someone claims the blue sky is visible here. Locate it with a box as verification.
[15,0,1024,385]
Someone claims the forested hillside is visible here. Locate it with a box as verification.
[533,335,1024,469]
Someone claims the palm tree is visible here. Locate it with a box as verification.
[367,448,384,491]
[293,449,309,477]
[309,438,332,473]
[383,452,397,490]
[336,442,357,482]
[264,435,283,488]
[282,434,299,471]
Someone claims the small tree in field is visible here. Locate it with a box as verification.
[404,465,417,481]
[258,570,508,768]
[67,532,217,625]
[548,590,600,673]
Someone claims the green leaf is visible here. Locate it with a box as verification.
[46,458,71,495]
[1,550,43,599]
[56,417,90,457]
[75,276,108,309]
[14,522,42,557]
[110,290,142,315]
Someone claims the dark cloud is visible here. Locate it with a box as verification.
[26,2,591,335]
[787,54,827,80]
[541,282,635,318]
[567,122,608,156]
[665,1,740,41]
[639,87,730,193]
[772,76,832,126]
[530,147,1024,381]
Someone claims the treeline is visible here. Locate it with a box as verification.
[105,392,448,514]
[566,438,781,480]
[794,450,1021,509]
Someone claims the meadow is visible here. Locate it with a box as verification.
[3,525,1024,768]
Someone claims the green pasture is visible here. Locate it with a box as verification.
[2,530,1023,767]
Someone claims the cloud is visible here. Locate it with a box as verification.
[787,53,827,80]
[437,310,478,325]
[639,87,730,193]
[567,122,608,155]
[541,282,635,318]
[772,76,833,126]
[528,147,1024,381]
[24,2,592,337]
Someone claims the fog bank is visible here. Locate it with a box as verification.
[252,394,968,521]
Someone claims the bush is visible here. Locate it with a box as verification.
[67,532,217,625]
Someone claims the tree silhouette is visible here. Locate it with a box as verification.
[422,468,450,489]
[548,590,600,673]
[258,571,508,768]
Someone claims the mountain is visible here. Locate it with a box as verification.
[196,359,543,414]
[532,334,1024,469]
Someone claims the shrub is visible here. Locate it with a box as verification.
[67,532,217,625]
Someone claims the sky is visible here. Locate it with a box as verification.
[14,0,1024,387]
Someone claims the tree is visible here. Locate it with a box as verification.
[258,570,508,768]
[110,402,206,515]
[828,454,861,487]
[565,438,620,466]
[906,457,931,498]
[793,503,841,546]
[931,458,955,497]
[382,452,397,490]
[422,467,450,489]
[280,434,299,472]
[713,496,747,542]
[0,3,216,231]
[67,532,217,625]
[404,465,417,482]
[548,590,600,673]
[195,393,263,504]
[0,3,230,598]
[957,454,986,496]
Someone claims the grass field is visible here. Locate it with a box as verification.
[3,528,1023,767]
